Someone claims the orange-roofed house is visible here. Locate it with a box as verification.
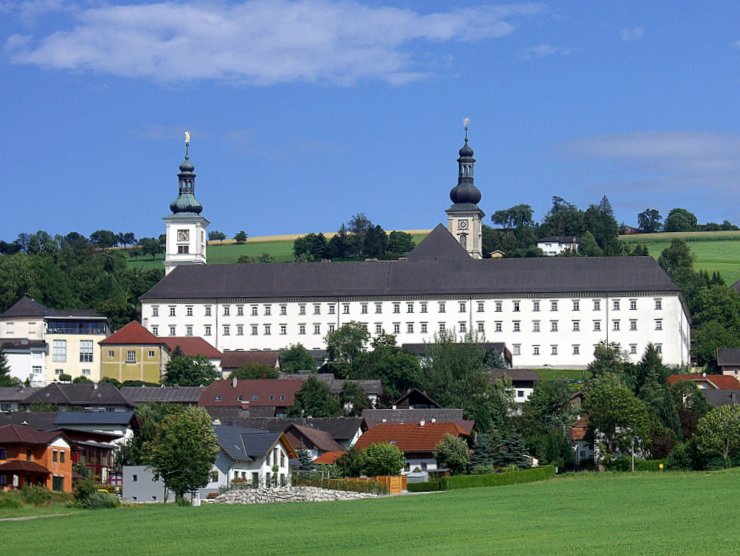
[0,424,73,493]
[354,421,471,473]
[162,337,223,375]
[99,321,168,384]
[667,374,740,391]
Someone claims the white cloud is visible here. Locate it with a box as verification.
[560,131,740,199]
[621,26,644,42]
[518,43,573,59]
[4,0,546,85]
[731,40,740,49]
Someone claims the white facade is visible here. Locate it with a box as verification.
[537,239,580,256]
[142,292,690,369]
[447,211,483,260]
[3,344,47,386]
[204,441,293,492]
[163,215,209,276]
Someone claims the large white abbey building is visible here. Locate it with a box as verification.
[142,131,691,369]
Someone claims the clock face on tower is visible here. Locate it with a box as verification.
[177,229,190,242]
[458,220,469,230]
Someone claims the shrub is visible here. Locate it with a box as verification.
[80,491,120,510]
[606,458,666,472]
[21,485,52,506]
[0,493,23,508]
[175,497,192,506]
[442,465,556,490]
[407,480,444,493]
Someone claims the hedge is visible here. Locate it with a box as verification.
[407,466,556,492]
[607,458,667,472]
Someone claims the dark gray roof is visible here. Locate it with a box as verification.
[538,236,580,244]
[0,387,41,402]
[702,390,740,407]
[212,416,363,441]
[0,296,103,319]
[489,369,541,383]
[53,410,135,426]
[406,224,471,262]
[0,411,59,431]
[214,425,282,461]
[141,253,680,301]
[0,338,47,352]
[23,384,133,408]
[362,408,465,429]
[716,348,740,366]
[120,386,205,405]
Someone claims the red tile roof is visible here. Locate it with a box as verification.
[314,451,344,465]
[163,337,222,359]
[221,350,280,369]
[569,416,589,442]
[354,422,470,454]
[0,424,63,445]
[100,321,165,346]
[667,374,740,390]
[0,460,51,475]
[199,379,303,408]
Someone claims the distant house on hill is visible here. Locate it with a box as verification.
[536,236,580,256]
[717,348,740,379]
[667,374,740,391]
[221,351,281,377]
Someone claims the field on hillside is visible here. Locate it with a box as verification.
[3,470,739,555]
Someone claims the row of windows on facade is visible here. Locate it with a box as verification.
[150,298,665,318]
[510,343,663,357]
[150,318,665,338]
[51,340,94,362]
[0,448,66,463]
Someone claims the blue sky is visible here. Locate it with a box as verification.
[2,0,740,240]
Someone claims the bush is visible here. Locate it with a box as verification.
[21,485,52,506]
[175,497,192,506]
[407,480,444,493]
[80,491,120,510]
[442,465,556,491]
[0,493,23,508]
[606,458,666,472]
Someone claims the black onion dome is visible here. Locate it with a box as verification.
[449,182,481,204]
[459,138,474,158]
[170,194,203,214]
[179,158,195,173]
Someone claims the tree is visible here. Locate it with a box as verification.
[138,237,163,260]
[208,231,227,241]
[434,434,469,475]
[583,196,620,254]
[288,376,341,417]
[387,231,415,257]
[326,225,352,259]
[492,204,535,231]
[362,443,405,476]
[584,375,650,463]
[230,363,278,380]
[89,230,118,248]
[233,230,248,243]
[347,213,373,257]
[695,405,740,467]
[296,447,315,472]
[578,231,602,257]
[588,341,631,379]
[664,208,698,232]
[334,446,366,477]
[339,381,369,416]
[521,380,578,435]
[325,322,370,378]
[143,406,219,501]
[363,225,388,259]
[637,209,662,233]
[117,232,136,249]
[539,196,584,238]
[164,348,219,386]
[280,344,316,374]
[693,321,737,373]
[658,239,694,279]
[0,346,16,386]
[293,233,328,261]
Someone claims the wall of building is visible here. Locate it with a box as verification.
[100,345,165,384]
[142,292,690,369]
[0,318,45,340]
[45,333,107,383]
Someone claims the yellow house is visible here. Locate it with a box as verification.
[99,321,168,384]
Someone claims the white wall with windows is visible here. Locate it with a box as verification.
[142,291,690,369]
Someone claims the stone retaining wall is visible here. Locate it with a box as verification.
[207,486,378,505]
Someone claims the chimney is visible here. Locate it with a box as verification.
[419,420,425,427]
[392,405,397,410]
[232,376,237,388]
[431,418,436,423]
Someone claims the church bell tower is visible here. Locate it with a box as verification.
[446,119,484,259]
[163,131,209,275]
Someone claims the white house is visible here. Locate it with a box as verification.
[537,236,580,256]
[0,339,47,386]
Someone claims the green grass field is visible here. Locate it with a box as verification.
[3,470,739,554]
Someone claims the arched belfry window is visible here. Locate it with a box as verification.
[459,234,467,249]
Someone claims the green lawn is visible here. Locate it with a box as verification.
[535,368,589,382]
[3,470,739,554]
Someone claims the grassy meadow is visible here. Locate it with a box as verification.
[3,470,739,555]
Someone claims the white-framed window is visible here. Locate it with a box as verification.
[393,303,401,314]
[237,325,244,336]
[459,322,467,334]
[169,306,176,317]
[655,344,662,354]
[612,320,620,331]
[630,344,638,355]
[280,305,287,316]
[299,304,306,315]
[572,345,580,355]
[629,299,637,311]
[551,345,558,356]
[513,301,520,312]
[533,321,540,333]
[328,324,335,333]
[655,319,663,330]
[81,368,91,376]
[630,320,637,331]
[495,301,502,312]
[79,340,93,363]
[223,325,230,336]
[186,325,193,337]
[204,306,212,317]
[532,300,540,312]
[251,325,258,336]
[550,300,558,312]
[420,302,428,314]
[343,304,350,315]
[264,324,271,335]
[407,322,414,334]
[280,324,287,335]
[513,321,520,332]
[126,350,136,364]
[186,306,193,317]
[375,323,383,334]
[477,322,484,333]
[593,299,601,311]
[299,324,306,335]
[613,299,620,311]
[513,344,521,356]
[593,321,601,331]
[407,302,414,314]
[421,322,428,333]
[32,365,42,374]
[223,305,230,316]
[237,305,244,316]
[204,325,211,336]
[148,350,155,358]
[439,302,446,313]
[393,323,401,334]
[495,321,502,333]
[313,324,321,335]
[438,322,446,332]
[572,300,580,312]
[459,302,466,313]
[477,301,484,313]
[313,304,321,315]
[533,345,540,356]
[169,325,176,336]
[550,321,558,332]
[264,305,272,316]
[375,302,382,314]
[152,306,159,317]
[361,303,368,314]
[329,304,336,315]
[654,298,662,310]
[152,326,159,336]
[572,321,580,332]
[252,305,259,316]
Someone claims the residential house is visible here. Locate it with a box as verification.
[121,386,205,406]
[569,416,594,466]
[21,383,134,412]
[391,388,441,410]
[0,386,40,413]
[667,374,740,391]
[283,423,345,460]
[0,424,73,492]
[221,350,281,377]
[161,336,223,375]
[198,378,303,417]
[354,421,472,473]
[717,348,740,379]
[536,236,580,256]
[701,390,740,408]
[490,369,542,407]
[361,408,468,431]
[0,338,47,386]
[99,321,169,384]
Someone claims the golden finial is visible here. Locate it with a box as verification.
[184,130,191,158]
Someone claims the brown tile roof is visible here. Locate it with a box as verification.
[99,321,165,346]
[0,424,63,445]
[285,424,345,453]
[314,451,344,465]
[0,460,51,475]
[162,337,222,359]
[570,416,589,442]
[221,350,280,369]
[667,374,740,390]
[199,379,303,408]
[354,422,470,453]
